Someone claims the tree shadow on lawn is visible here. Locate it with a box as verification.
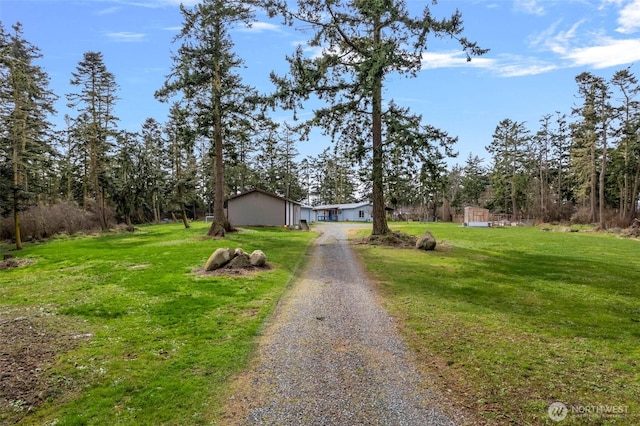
[379,245,640,342]
[364,242,640,424]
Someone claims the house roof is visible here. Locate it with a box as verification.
[228,188,301,205]
[312,202,372,211]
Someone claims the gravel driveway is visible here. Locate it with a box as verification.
[224,223,458,425]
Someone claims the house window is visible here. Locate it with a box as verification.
[359,210,365,218]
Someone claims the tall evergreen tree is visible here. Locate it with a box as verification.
[111,130,140,226]
[548,112,573,220]
[140,118,168,223]
[264,0,487,235]
[310,147,357,205]
[486,119,531,217]
[299,156,312,205]
[0,22,57,249]
[251,124,306,202]
[610,68,640,225]
[444,164,464,220]
[166,103,198,228]
[533,115,553,220]
[419,156,448,222]
[156,0,264,237]
[253,129,282,195]
[459,153,488,208]
[571,72,611,225]
[67,51,119,230]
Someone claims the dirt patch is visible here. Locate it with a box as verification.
[0,307,91,423]
[359,231,418,248]
[354,231,453,252]
[0,256,35,270]
[192,263,274,277]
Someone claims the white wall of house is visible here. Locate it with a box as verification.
[339,204,372,222]
[313,203,373,222]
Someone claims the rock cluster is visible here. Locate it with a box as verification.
[204,248,267,271]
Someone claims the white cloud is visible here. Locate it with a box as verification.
[562,36,640,67]
[239,22,283,33]
[421,50,558,77]
[527,15,640,70]
[105,0,199,8]
[530,20,585,55]
[616,0,640,34]
[421,51,474,68]
[97,6,121,15]
[106,32,146,42]
[495,59,558,77]
[515,0,546,16]
[162,0,199,5]
[421,51,497,70]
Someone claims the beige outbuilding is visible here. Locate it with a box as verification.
[226,189,301,227]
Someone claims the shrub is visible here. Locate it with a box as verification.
[570,207,593,225]
[0,201,115,242]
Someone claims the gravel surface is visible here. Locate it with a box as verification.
[225,223,458,425]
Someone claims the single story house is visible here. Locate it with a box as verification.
[464,206,490,227]
[313,202,373,222]
[226,189,301,227]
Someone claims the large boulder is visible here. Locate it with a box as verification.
[249,250,267,267]
[204,247,234,271]
[415,231,436,251]
[228,251,252,268]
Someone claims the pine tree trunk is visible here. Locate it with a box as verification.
[99,187,108,231]
[370,20,390,236]
[590,142,597,223]
[181,208,190,229]
[599,128,607,228]
[207,52,232,238]
[12,120,24,250]
[152,191,160,223]
[13,188,22,251]
[630,168,640,222]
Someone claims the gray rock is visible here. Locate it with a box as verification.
[204,247,234,271]
[250,250,267,267]
[234,248,247,258]
[415,231,436,251]
[228,252,252,268]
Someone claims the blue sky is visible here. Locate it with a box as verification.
[2,0,640,165]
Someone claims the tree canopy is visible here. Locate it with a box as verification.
[263,0,487,234]
[156,0,266,237]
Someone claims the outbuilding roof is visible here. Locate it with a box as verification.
[228,188,301,205]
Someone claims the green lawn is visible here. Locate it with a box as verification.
[354,223,640,425]
[0,222,315,425]
[3,221,638,425]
